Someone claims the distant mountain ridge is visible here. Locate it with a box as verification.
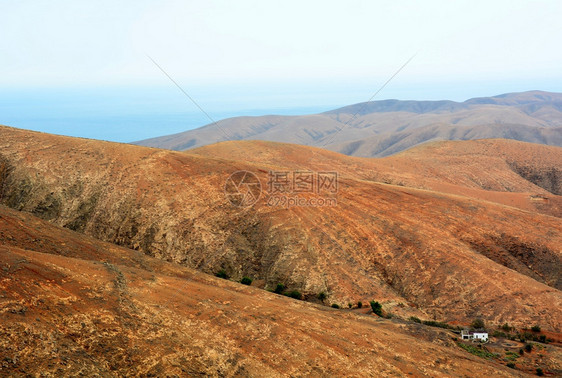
[133,90,562,156]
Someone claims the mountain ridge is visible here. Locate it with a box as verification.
[1,125,561,331]
[6,204,529,376]
[133,90,562,156]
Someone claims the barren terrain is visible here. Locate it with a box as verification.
[1,126,560,333]
[134,90,562,156]
[1,205,535,376]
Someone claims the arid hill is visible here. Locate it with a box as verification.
[1,125,561,333]
[3,205,532,376]
[133,90,562,156]
[191,138,562,217]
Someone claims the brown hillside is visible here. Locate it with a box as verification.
[0,205,527,376]
[1,125,561,331]
[191,139,562,217]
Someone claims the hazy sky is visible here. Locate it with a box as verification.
[1,0,562,141]
[2,0,561,87]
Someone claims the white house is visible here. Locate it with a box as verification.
[472,331,488,341]
[461,329,488,342]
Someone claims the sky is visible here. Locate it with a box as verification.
[1,0,562,141]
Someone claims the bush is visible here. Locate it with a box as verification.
[536,368,544,376]
[519,332,533,342]
[501,323,512,332]
[538,335,547,343]
[331,303,340,309]
[531,325,541,332]
[348,303,353,309]
[525,344,533,353]
[422,320,453,330]
[240,277,252,285]
[471,318,485,329]
[505,351,519,361]
[317,291,327,302]
[507,362,515,369]
[409,316,422,324]
[370,301,383,317]
[286,290,302,300]
[215,269,229,279]
[274,283,285,294]
[518,348,524,355]
[492,330,507,338]
[456,342,497,359]
[357,301,363,308]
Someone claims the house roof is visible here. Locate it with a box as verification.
[462,329,487,334]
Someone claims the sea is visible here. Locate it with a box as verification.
[0,85,341,144]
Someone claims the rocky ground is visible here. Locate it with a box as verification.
[0,205,533,376]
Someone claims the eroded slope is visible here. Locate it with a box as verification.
[0,206,522,376]
[1,126,560,331]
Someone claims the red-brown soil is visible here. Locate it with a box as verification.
[1,126,560,333]
[1,205,530,376]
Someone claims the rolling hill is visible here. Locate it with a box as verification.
[1,125,561,334]
[191,138,562,217]
[133,90,562,156]
[5,204,532,376]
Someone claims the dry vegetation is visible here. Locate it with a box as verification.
[0,205,528,376]
[0,124,560,375]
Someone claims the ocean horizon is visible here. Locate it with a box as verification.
[0,107,333,144]
[0,86,339,143]
[3,78,560,143]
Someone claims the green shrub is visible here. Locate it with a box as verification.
[348,303,353,308]
[536,368,544,376]
[370,301,383,317]
[538,335,547,343]
[286,290,302,300]
[471,318,485,329]
[357,301,363,308]
[518,332,533,342]
[274,283,285,294]
[492,330,507,338]
[331,303,340,309]
[507,362,515,369]
[501,323,512,332]
[422,320,453,330]
[531,325,541,332]
[456,342,497,359]
[215,269,229,279]
[240,277,252,285]
[409,316,422,324]
[504,351,519,361]
[519,348,524,355]
[317,291,327,302]
[525,344,533,353]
